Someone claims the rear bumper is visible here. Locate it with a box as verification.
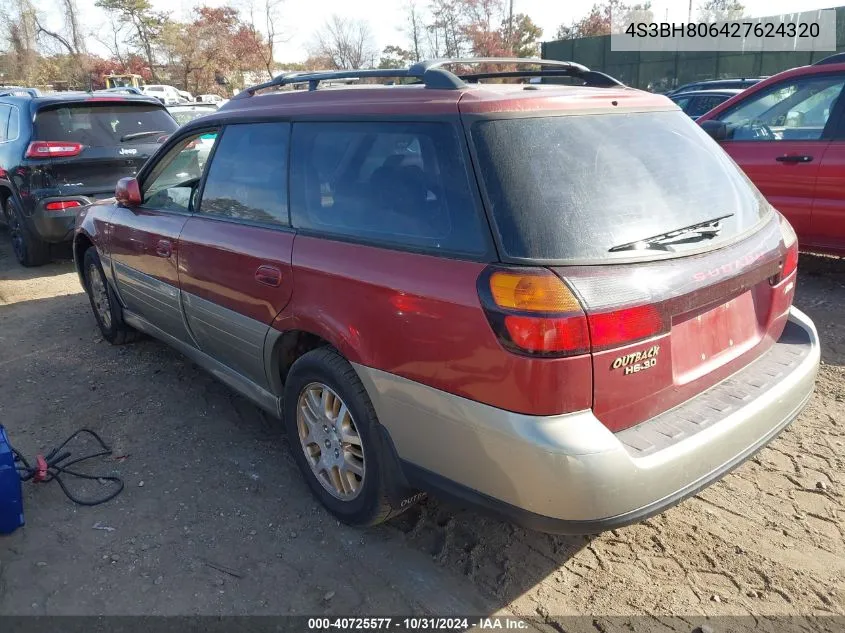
[354,307,820,534]
[28,196,92,243]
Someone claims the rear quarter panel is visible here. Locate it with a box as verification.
[273,236,593,416]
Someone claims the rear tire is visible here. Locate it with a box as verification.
[4,198,50,267]
[82,247,138,345]
[283,347,410,526]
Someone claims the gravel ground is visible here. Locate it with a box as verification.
[0,235,842,626]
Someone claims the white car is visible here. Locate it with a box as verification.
[141,85,185,106]
[197,94,226,105]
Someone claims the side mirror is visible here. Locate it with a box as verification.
[116,177,142,206]
[700,119,729,141]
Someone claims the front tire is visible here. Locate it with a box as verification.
[4,198,50,267]
[283,347,407,526]
[82,247,138,345]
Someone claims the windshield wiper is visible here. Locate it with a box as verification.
[608,214,734,253]
[120,130,165,143]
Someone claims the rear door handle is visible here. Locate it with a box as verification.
[776,154,814,163]
[255,265,282,287]
[155,239,172,258]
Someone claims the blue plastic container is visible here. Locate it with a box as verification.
[0,425,24,535]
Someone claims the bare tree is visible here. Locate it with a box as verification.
[3,0,39,84]
[310,15,376,70]
[94,14,130,67]
[244,0,288,79]
[404,0,424,62]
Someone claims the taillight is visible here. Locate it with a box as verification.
[479,267,667,357]
[478,268,590,357]
[25,141,84,158]
[587,305,665,351]
[44,200,82,211]
[503,315,590,354]
[779,214,798,279]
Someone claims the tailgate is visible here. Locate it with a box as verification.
[49,145,158,196]
[555,215,796,432]
[33,101,175,196]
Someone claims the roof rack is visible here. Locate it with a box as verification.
[813,52,845,66]
[0,87,41,98]
[234,57,624,99]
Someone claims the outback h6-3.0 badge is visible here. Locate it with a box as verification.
[612,345,660,375]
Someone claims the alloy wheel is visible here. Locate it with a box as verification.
[87,262,113,330]
[296,382,366,500]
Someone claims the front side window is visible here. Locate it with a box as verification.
[290,121,488,256]
[142,130,218,213]
[719,74,845,141]
[199,122,289,226]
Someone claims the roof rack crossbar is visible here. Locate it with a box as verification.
[0,87,41,98]
[409,57,589,74]
[234,57,622,98]
[460,68,623,87]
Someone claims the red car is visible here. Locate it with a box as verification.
[73,60,819,533]
[698,53,845,257]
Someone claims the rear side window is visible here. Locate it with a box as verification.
[472,111,770,263]
[0,104,9,142]
[7,106,18,141]
[290,121,488,257]
[199,123,290,226]
[34,103,178,146]
[687,95,729,117]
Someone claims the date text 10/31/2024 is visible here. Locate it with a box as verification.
[307,617,531,630]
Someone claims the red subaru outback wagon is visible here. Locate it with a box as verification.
[73,60,820,533]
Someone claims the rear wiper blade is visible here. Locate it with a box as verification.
[608,214,733,253]
[120,130,165,142]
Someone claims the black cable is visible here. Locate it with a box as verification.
[11,429,124,506]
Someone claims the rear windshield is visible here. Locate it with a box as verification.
[35,103,178,147]
[471,110,771,263]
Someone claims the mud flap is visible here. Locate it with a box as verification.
[376,424,427,509]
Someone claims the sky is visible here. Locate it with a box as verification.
[62,0,845,62]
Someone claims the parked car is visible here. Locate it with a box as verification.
[73,60,819,534]
[698,53,845,257]
[166,104,219,169]
[0,88,179,266]
[167,103,219,125]
[177,89,194,103]
[197,94,226,105]
[669,88,743,120]
[141,84,184,106]
[665,77,766,97]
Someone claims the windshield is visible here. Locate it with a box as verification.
[35,103,178,146]
[471,110,770,263]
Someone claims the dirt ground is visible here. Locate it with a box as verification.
[0,234,842,625]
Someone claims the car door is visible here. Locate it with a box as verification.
[712,73,845,238]
[809,107,845,254]
[109,128,219,344]
[177,122,294,388]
